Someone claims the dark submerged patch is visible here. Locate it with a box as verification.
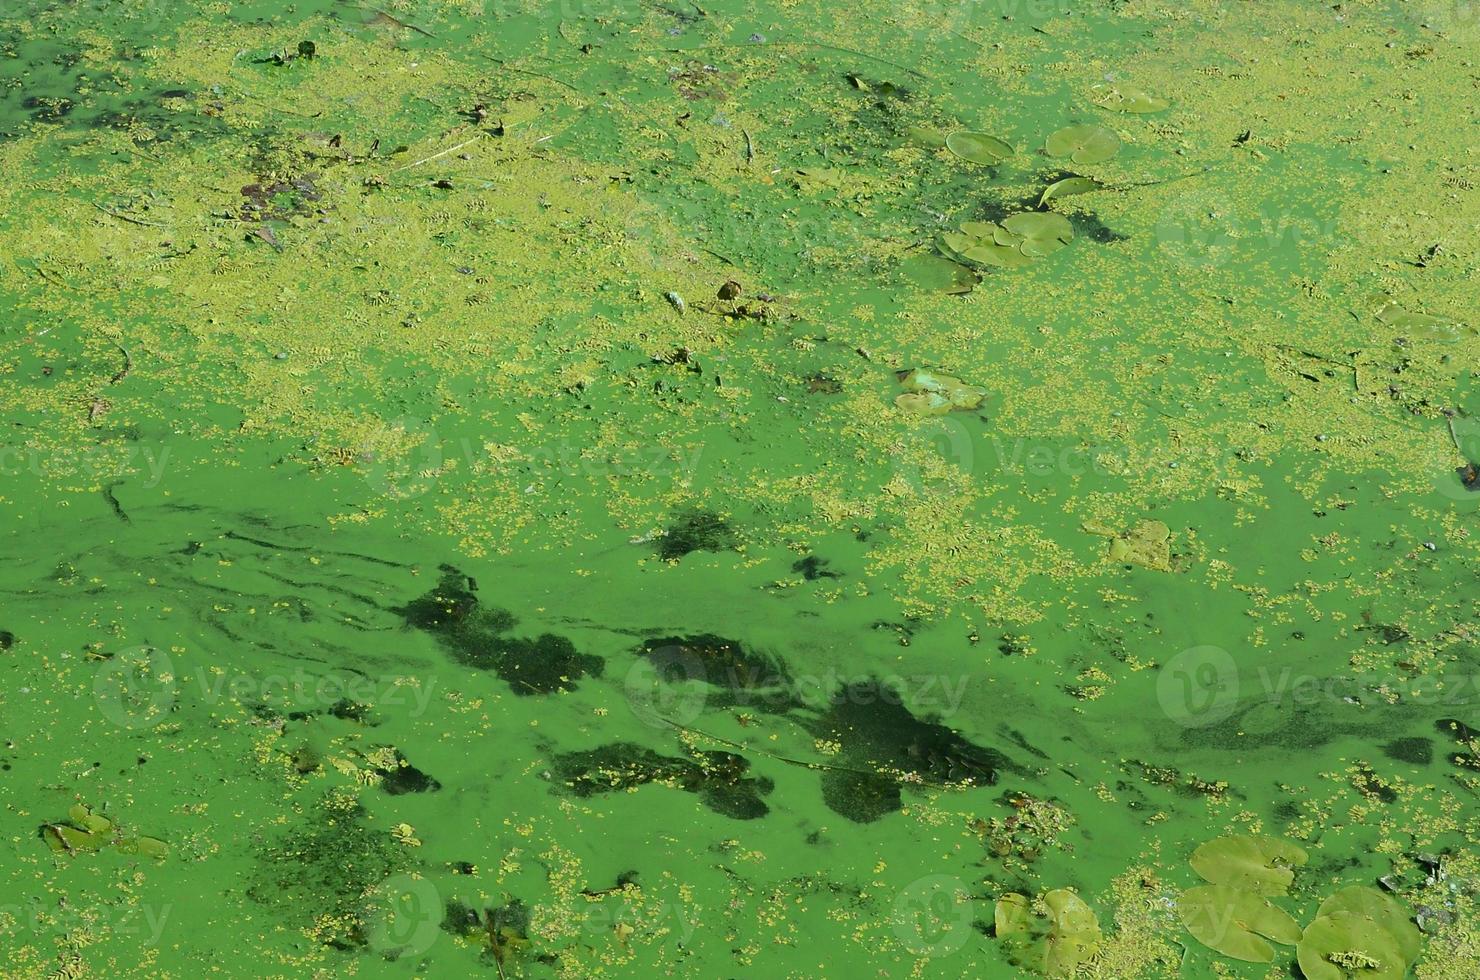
[399,569,602,694]
[551,743,773,819]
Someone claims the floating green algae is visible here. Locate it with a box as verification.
[1,0,1479,977]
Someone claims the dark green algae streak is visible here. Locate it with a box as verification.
[1,0,1479,977]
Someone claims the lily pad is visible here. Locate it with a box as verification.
[900,253,977,294]
[995,892,1032,935]
[1297,911,1407,980]
[1315,887,1421,965]
[1177,884,1301,962]
[117,835,171,859]
[903,124,947,148]
[895,368,986,416]
[997,889,1102,977]
[42,823,108,853]
[1190,835,1308,895]
[1001,212,1074,257]
[1039,176,1103,207]
[1045,124,1120,164]
[1091,82,1170,113]
[964,240,1035,269]
[945,130,1014,165]
[69,804,114,835]
[1106,519,1171,571]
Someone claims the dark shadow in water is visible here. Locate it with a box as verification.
[551,743,773,819]
[400,568,603,695]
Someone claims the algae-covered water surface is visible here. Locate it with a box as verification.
[2,1,1478,977]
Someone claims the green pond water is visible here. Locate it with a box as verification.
[1,1,1478,977]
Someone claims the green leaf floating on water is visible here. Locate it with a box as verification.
[117,835,171,859]
[1177,884,1301,962]
[1002,212,1074,257]
[903,124,947,148]
[1090,81,1170,113]
[1190,834,1308,895]
[1297,911,1408,980]
[939,213,1073,270]
[994,889,1102,977]
[1045,124,1120,164]
[1315,887,1421,966]
[895,368,986,415]
[69,803,114,835]
[945,130,1014,165]
[899,253,977,294]
[1039,176,1103,207]
[43,823,109,853]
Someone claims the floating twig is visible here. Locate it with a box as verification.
[92,203,162,228]
[742,128,755,165]
[109,344,133,386]
[392,132,485,172]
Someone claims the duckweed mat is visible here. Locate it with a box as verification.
[2,1,1478,977]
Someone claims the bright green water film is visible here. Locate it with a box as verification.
[1,1,1478,977]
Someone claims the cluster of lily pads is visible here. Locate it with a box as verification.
[1176,834,1422,977]
[994,888,1101,977]
[41,802,169,859]
[909,80,1169,290]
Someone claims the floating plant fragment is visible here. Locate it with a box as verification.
[1045,124,1120,164]
[899,253,977,294]
[1177,884,1301,962]
[903,124,946,148]
[1189,834,1307,895]
[1088,519,1173,571]
[1297,910,1407,980]
[945,130,1014,165]
[41,804,168,859]
[1039,176,1103,207]
[1090,81,1170,113]
[894,368,986,415]
[1373,299,1470,342]
[994,889,1102,977]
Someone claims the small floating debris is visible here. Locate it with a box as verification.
[1090,81,1170,113]
[664,290,686,313]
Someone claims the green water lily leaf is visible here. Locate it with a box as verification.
[68,804,114,835]
[1001,212,1074,257]
[1177,884,1301,962]
[895,369,986,415]
[945,130,1014,165]
[1091,81,1169,113]
[1190,835,1308,895]
[959,220,997,239]
[1316,887,1421,965]
[117,835,171,859]
[1039,176,1103,207]
[996,892,1032,935]
[900,254,976,294]
[1298,911,1407,980]
[42,823,108,853]
[1045,124,1120,164]
[903,124,947,148]
[998,889,1102,978]
[964,241,1034,268]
